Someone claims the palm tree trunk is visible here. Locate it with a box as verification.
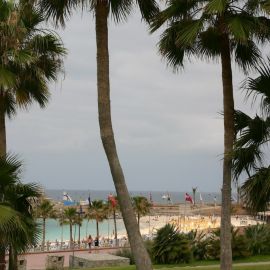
[95,3,152,270]
[96,220,99,241]
[8,246,13,270]
[0,94,7,270]
[42,218,46,251]
[8,246,17,270]
[78,225,81,247]
[69,223,73,249]
[0,94,6,157]
[0,246,5,270]
[220,32,234,270]
[138,214,140,231]
[113,209,118,245]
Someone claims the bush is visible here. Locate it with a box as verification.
[245,224,270,255]
[152,224,192,264]
[187,230,209,261]
[115,248,135,264]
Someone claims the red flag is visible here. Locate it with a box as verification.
[108,193,117,208]
[185,193,193,204]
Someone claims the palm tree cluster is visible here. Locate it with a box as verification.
[150,0,270,268]
[0,155,42,270]
[233,61,270,213]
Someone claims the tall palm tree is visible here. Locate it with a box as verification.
[0,0,65,157]
[150,1,270,269]
[0,154,42,270]
[63,207,77,248]
[87,200,107,242]
[132,196,151,230]
[233,60,270,213]
[37,199,56,250]
[39,0,158,268]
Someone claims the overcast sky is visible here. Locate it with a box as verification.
[6,10,255,193]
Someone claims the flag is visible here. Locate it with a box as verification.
[149,192,153,204]
[108,193,117,208]
[185,193,193,204]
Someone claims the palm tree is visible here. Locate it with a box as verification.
[132,196,151,230]
[39,0,158,268]
[37,199,56,250]
[0,0,65,157]
[63,207,77,248]
[74,213,83,246]
[233,60,270,213]
[192,187,197,206]
[0,154,42,270]
[87,200,107,242]
[150,1,270,268]
[108,195,119,244]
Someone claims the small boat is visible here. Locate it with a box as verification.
[63,192,76,206]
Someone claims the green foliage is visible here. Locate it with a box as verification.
[0,0,66,119]
[152,224,192,264]
[187,230,209,261]
[244,224,270,255]
[115,248,135,265]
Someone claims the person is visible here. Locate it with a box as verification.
[87,235,93,252]
[94,236,99,247]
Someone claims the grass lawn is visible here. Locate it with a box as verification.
[77,265,270,270]
[70,255,270,269]
[70,255,270,270]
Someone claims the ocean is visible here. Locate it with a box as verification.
[42,189,225,243]
[45,189,223,204]
[40,218,126,242]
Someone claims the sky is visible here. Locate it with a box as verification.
[6,9,255,193]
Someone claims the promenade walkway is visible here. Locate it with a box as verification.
[6,247,120,270]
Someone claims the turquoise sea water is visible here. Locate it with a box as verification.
[40,218,126,242]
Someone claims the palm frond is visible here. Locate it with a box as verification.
[176,19,204,46]
[232,145,263,179]
[205,0,228,14]
[197,27,221,59]
[241,166,270,213]
[110,0,133,23]
[233,40,261,74]
[39,0,84,27]
[158,22,196,70]
[227,13,256,44]
[135,0,159,22]
[243,58,270,115]
[236,115,270,147]
[234,110,252,133]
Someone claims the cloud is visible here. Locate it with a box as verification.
[6,10,254,192]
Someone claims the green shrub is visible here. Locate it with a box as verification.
[245,224,270,255]
[152,224,192,264]
[115,248,135,264]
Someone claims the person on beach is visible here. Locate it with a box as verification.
[94,236,99,247]
[87,235,93,252]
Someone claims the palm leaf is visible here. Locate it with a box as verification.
[233,40,261,73]
[110,0,133,23]
[243,58,270,115]
[232,145,263,179]
[176,18,204,46]
[39,0,84,27]
[234,110,252,133]
[241,166,270,212]
[205,0,228,14]
[227,14,256,44]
